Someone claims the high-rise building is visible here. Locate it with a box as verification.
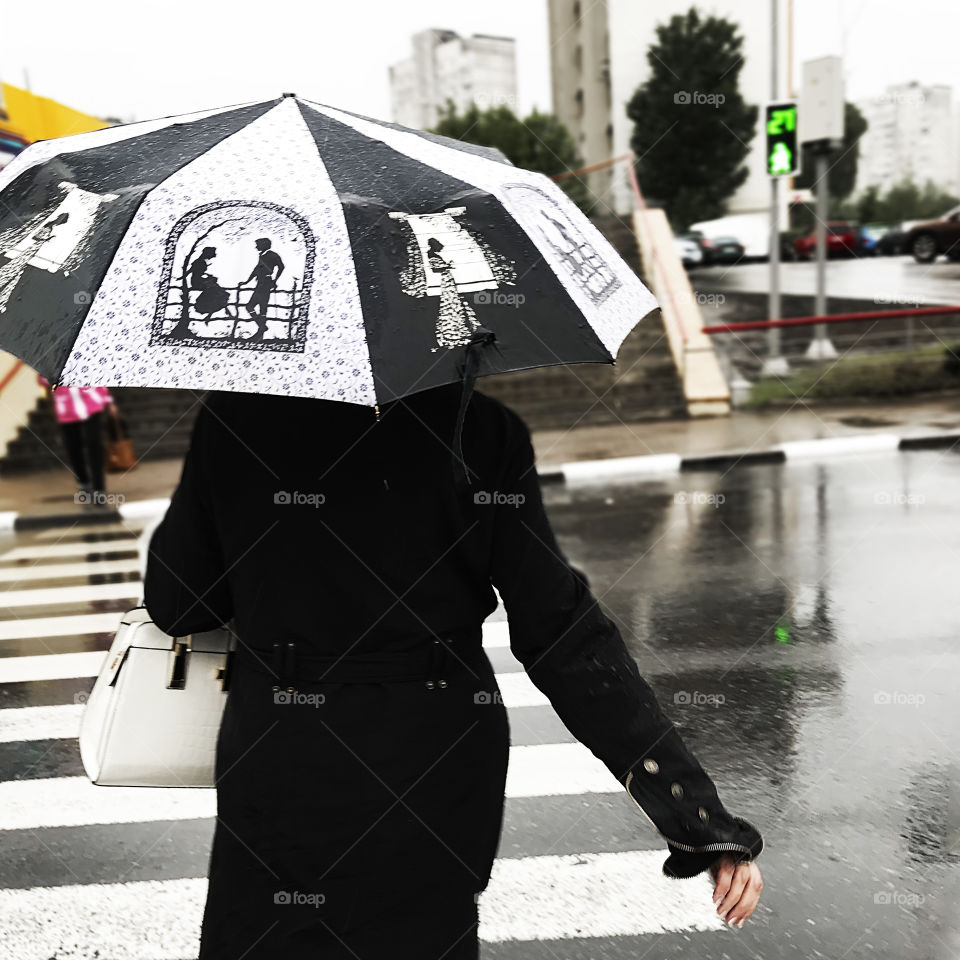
[855,83,958,197]
[547,0,790,218]
[389,29,518,131]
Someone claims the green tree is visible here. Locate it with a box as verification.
[626,7,758,230]
[879,178,959,221]
[432,102,590,209]
[794,101,868,201]
[855,183,882,223]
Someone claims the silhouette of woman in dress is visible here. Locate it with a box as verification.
[427,237,480,352]
[188,246,233,322]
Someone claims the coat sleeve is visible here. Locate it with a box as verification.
[143,404,233,635]
[488,414,763,879]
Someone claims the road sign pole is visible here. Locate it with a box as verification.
[764,0,788,377]
[807,147,837,360]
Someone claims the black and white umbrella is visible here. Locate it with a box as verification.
[0,93,658,409]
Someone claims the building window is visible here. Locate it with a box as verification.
[573,0,581,23]
[575,88,584,119]
[574,44,582,71]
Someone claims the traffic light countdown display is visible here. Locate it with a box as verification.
[765,102,798,177]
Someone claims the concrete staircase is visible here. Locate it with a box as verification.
[0,388,203,477]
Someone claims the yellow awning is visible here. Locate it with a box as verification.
[2,83,108,143]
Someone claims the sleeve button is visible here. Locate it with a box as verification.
[698,806,709,822]
[643,758,660,774]
[671,782,684,800]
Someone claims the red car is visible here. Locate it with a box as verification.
[793,221,858,260]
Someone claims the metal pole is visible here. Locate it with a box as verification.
[807,149,837,359]
[763,0,789,376]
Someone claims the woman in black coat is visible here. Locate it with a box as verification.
[144,384,764,959]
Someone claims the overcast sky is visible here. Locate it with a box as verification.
[0,0,956,124]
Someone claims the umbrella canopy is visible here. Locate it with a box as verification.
[0,94,658,407]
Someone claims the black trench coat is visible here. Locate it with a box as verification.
[144,385,762,960]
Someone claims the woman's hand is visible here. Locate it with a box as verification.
[709,855,763,928]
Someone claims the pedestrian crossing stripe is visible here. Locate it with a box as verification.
[0,850,725,956]
[0,740,614,831]
[0,542,139,562]
[31,522,145,541]
[0,612,129,643]
[0,650,108,683]
[0,580,142,609]
[0,559,141,583]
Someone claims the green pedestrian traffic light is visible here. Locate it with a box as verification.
[765,102,799,178]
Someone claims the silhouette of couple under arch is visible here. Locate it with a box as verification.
[186,237,284,342]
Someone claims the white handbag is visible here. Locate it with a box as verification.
[79,606,237,788]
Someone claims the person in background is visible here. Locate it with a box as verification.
[37,375,112,508]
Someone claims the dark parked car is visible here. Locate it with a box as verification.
[793,221,858,260]
[905,206,960,263]
[875,222,908,256]
[709,235,745,264]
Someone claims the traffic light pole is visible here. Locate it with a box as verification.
[763,0,788,377]
[806,147,838,360]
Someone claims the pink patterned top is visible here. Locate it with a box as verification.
[37,376,113,424]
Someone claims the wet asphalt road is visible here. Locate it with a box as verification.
[540,448,960,959]
[0,448,958,957]
[692,254,960,306]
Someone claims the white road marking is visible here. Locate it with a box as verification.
[0,559,141,583]
[0,581,141,609]
[33,522,145,541]
[0,542,139,561]
[482,619,510,648]
[493,670,549,708]
[0,852,723,958]
[0,650,107,683]
[481,849,724,940]
[0,613,123,643]
[506,742,615,797]
[0,743,616,830]
[0,703,84,742]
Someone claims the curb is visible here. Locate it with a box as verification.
[549,431,960,484]
[2,433,959,531]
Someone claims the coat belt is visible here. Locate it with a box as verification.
[236,628,485,691]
